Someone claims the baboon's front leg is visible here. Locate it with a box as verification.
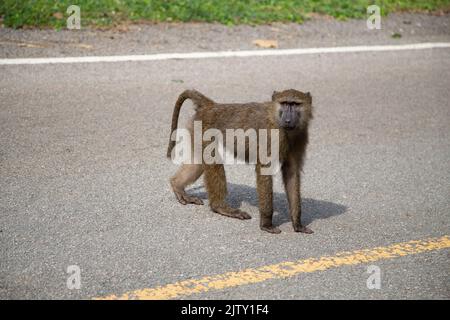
[281,159,313,234]
[203,164,251,220]
[256,164,280,234]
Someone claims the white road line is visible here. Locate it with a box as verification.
[1,42,449,66]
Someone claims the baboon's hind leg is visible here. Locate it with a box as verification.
[203,164,251,220]
[170,164,204,205]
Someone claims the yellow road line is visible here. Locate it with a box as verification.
[95,235,450,300]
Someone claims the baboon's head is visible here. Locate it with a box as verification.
[272,89,312,130]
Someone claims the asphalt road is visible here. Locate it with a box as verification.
[1,16,450,300]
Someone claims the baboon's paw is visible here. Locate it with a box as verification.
[175,192,204,205]
[213,207,251,220]
[261,226,282,234]
[294,225,314,234]
[235,209,252,220]
[185,195,204,205]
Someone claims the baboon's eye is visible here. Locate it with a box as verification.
[279,109,283,117]
[295,103,303,109]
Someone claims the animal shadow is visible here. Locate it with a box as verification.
[189,183,347,227]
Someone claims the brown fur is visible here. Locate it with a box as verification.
[167,89,313,234]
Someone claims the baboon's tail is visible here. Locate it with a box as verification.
[167,90,214,158]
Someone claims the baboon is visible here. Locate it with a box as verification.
[167,89,313,234]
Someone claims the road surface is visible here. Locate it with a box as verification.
[1,14,449,299]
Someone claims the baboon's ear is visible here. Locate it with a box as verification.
[306,92,312,102]
[272,91,280,100]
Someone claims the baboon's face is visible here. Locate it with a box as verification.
[273,90,312,130]
[277,101,302,130]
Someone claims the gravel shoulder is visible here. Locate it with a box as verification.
[1,13,450,58]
